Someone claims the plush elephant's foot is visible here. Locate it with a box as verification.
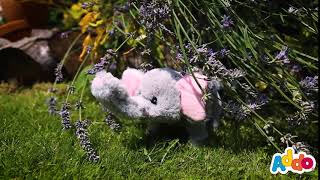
[144,134,158,148]
[144,122,189,147]
[145,123,161,147]
[186,121,209,146]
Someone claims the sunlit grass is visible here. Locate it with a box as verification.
[0,84,317,179]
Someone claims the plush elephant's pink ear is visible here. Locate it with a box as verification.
[121,68,144,96]
[176,73,208,121]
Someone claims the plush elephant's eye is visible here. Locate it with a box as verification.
[151,96,157,105]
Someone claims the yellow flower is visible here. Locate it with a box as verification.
[79,34,93,61]
[79,12,100,33]
[71,3,82,11]
[69,3,86,20]
[96,27,106,45]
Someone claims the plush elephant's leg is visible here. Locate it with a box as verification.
[145,122,162,146]
[186,121,208,146]
[146,122,162,134]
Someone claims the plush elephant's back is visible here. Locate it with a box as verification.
[147,68,183,81]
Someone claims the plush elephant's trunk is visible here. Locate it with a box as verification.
[91,71,144,119]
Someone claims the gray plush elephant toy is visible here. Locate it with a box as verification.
[91,68,222,145]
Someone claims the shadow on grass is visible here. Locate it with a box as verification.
[121,119,275,154]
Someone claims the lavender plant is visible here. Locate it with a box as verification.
[47,97,58,115]
[221,15,234,29]
[59,103,73,130]
[54,64,64,83]
[105,113,121,132]
[47,0,318,161]
[138,0,172,34]
[75,119,100,162]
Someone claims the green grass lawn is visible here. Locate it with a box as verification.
[0,84,318,179]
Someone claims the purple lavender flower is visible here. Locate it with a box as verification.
[177,43,241,81]
[207,50,219,60]
[59,103,72,130]
[219,48,230,58]
[276,46,288,59]
[228,69,246,79]
[224,94,268,121]
[290,64,301,73]
[122,2,131,12]
[75,101,85,110]
[47,97,57,115]
[184,43,192,52]
[139,62,153,72]
[243,102,262,114]
[189,55,200,64]
[141,48,151,56]
[75,120,100,162]
[256,93,269,105]
[108,29,115,36]
[224,101,247,121]
[287,111,308,126]
[221,15,234,28]
[60,31,70,39]
[206,57,244,80]
[280,133,297,147]
[67,85,75,94]
[196,45,208,54]
[302,101,315,113]
[263,122,274,134]
[87,57,108,75]
[239,82,258,97]
[299,76,318,90]
[54,64,63,83]
[87,50,116,75]
[206,58,227,75]
[139,0,171,33]
[114,2,131,13]
[286,101,316,126]
[207,48,230,60]
[281,59,290,64]
[275,46,290,65]
[292,142,311,154]
[260,54,270,63]
[159,23,174,35]
[81,2,94,9]
[106,49,116,56]
[288,6,298,14]
[86,46,92,54]
[105,114,121,131]
[206,48,214,57]
[176,52,183,60]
